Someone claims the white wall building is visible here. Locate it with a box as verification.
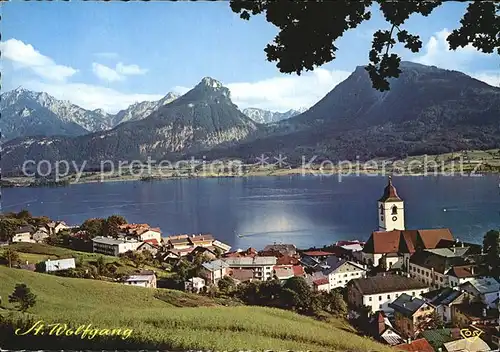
[347,274,430,314]
[185,277,206,293]
[44,258,76,272]
[223,256,277,281]
[92,236,141,256]
[123,272,157,288]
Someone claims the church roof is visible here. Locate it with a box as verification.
[378,176,402,202]
[363,229,454,254]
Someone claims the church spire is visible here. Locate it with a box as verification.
[378,176,402,202]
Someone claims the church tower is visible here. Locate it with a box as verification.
[378,176,405,231]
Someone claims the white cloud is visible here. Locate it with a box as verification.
[92,62,149,82]
[0,38,78,82]
[116,62,148,75]
[24,80,164,113]
[415,28,497,87]
[92,62,124,82]
[226,69,351,111]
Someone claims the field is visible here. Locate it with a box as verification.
[0,266,393,351]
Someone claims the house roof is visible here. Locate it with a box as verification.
[202,259,230,271]
[447,265,477,278]
[378,176,402,202]
[322,256,365,276]
[224,256,277,267]
[421,328,461,350]
[461,277,500,294]
[418,229,454,248]
[230,268,254,282]
[396,338,435,352]
[350,275,428,295]
[443,337,491,352]
[363,230,401,254]
[422,288,465,306]
[142,239,159,246]
[189,234,214,243]
[92,236,139,245]
[313,278,329,286]
[125,274,155,282]
[276,255,299,265]
[303,250,336,257]
[187,277,205,284]
[409,249,469,274]
[15,225,34,234]
[273,266,294,279]
[389,293,426,317]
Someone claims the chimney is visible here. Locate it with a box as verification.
[407,337,412,344]
[403,303,406,307]
[471,266,475,275]
[482,308,487,317]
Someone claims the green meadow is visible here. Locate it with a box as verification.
[0,266,393,351]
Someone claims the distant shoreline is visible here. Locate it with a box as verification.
[2,167,494,189]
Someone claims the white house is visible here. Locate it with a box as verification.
[32,227,49,243]
[92,236,141,256]
[460,277,500,308]
[44,258,76,272]
[223,256,277,281]
[46,221,69,235]
[212,239,231,253]
[11,226,34,243]
[185,277,206,293]
[123,271,157,288]
[347,274,430,314]
[307,256,367,292]
[201,259,230,284]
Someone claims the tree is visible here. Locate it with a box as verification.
[230,1,499,91]
[218,276,236,294]
[103,215,127,238]
[16,209,32,220]
[96,256,108,276]
[282,276,312,312]
[482,230,500,277]
[1,248,20,268]
[0,219,18,242]
[9,284,37,312]
[80,218,105,239]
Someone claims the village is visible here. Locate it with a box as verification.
[1,177,499,352]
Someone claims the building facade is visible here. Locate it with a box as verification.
[92,236,141,256]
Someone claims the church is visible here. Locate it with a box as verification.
[362,176,454,269]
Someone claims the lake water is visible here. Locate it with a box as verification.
[2,175,499,249]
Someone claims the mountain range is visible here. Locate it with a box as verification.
[2,62,499,173]
[242,107,308,124]
[0,88,302,142]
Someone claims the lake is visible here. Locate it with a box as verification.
[2,175,499,249]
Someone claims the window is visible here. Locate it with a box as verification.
[387,294,391,299]
[395,293,399,298]
[369,297,372,302]
[379,296,382,300]
[391,205,398,215]
[412,292,415,296]
[380,204,384,214]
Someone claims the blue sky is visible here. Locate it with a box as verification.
[1,1,498,113]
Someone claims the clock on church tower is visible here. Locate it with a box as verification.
[378,176,405,231]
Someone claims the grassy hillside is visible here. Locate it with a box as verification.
[0,266,392,351]
[4,242,168,278]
